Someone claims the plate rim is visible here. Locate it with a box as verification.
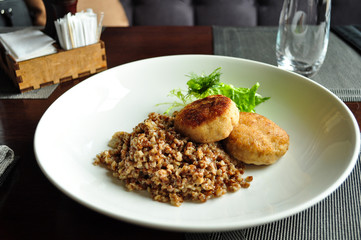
[34,54,361,232]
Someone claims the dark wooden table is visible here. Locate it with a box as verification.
[0,26,359,240]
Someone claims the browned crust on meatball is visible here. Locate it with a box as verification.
[174,95,239,143]
[224,112,289,165]
[176,95,233,127]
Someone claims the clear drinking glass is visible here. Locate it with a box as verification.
[276,0,331,77]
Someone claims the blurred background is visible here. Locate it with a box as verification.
[2,0,360,29]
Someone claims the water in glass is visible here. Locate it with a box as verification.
[276,0,331,77]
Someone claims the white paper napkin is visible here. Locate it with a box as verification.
[0,28,57,61]
[54,9,103,50]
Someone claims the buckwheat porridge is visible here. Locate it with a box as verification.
[94,112,252,207]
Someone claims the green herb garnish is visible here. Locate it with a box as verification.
[159,67,270,114]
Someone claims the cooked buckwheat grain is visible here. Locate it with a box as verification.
[95,112,251,206]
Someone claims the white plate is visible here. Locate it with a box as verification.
[34,55,360,232]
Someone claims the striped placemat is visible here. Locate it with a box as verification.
[185,26,361,240]
[0,85,58,99]
[332,25,361,55]
[186,154,361,240]
[212,26,361,102]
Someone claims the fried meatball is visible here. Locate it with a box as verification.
[174,95,239,143]
[224,112,289,165]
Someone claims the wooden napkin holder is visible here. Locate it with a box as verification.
[0,40,107,92]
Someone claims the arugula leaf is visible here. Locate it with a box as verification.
[159,67,269,114]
